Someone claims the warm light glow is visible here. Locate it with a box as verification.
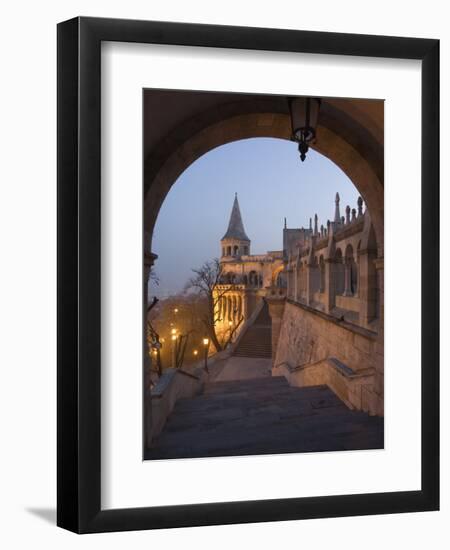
[171,328,177,335]
[228,321,233,326]
[193,350,198,356]
[171,334,177,341]
[203,338,209,346]
[174,308,179,313]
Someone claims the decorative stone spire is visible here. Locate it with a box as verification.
[309,217,312,232]
[334,192,341,224]
[320,224,324,238]
[351,208,356,222]
[341,216,345,225]
[345,205,351,224]
[314,213,318,235]
[221,193,250,241]
[284,217,287,229]
[357,196,363,217]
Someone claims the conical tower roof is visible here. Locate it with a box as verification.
[221,193,250,241]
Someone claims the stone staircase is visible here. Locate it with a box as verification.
[233,302,272,358]
[146,376,384,460]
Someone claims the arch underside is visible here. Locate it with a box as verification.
[144,95,384,256]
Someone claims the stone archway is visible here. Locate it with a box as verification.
[143,92,385,443]
[144,93,383,258]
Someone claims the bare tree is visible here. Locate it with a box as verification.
[185,258,240,352]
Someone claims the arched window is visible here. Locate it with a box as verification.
[243,245,249,255]
[227,246,231,256]
[233,245,239,256]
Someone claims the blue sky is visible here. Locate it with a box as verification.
[150,137,359,297]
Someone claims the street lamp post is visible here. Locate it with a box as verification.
[203,337,210,373]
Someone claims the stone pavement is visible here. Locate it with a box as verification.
[145,375,384,460]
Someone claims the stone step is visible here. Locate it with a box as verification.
[146,377,384,460]
[232,302,272,359]
[202,376,289,393]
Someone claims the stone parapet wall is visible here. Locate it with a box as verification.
[273,358,378,415]
[274,301,383,415]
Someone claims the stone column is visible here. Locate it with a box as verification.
[373,257,384,415]
[319,261,325,293]
[143,230,158,450]
[374,258,384,325]
[242,289,249,322]
[266,289,286,366]
[343,260,352,296]
[306,263,314,306]
[324,258,336,314]
[358,249,378,328]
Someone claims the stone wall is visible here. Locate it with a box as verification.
[274,300,383,415]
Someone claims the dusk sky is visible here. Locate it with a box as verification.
[150,137,359,297]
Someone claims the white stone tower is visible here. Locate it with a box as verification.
[220,193,251,258]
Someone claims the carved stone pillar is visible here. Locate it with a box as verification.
[374,257,384,326]
[324,258,336,314]
[373,257,384,415]
[319,261,325,293]
[358,249,377,328]
[306,263,314,306]
[343,260,352,296]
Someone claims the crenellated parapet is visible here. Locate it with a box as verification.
[284,193,379,332]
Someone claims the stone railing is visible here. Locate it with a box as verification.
[150,368,203,440]
[150,346,235,441]
[273,357,378,415]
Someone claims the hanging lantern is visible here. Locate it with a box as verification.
[289,97,321,162]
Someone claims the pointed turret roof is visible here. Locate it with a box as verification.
[221,193,250,241]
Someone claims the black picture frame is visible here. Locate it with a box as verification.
[57,16,439,533]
